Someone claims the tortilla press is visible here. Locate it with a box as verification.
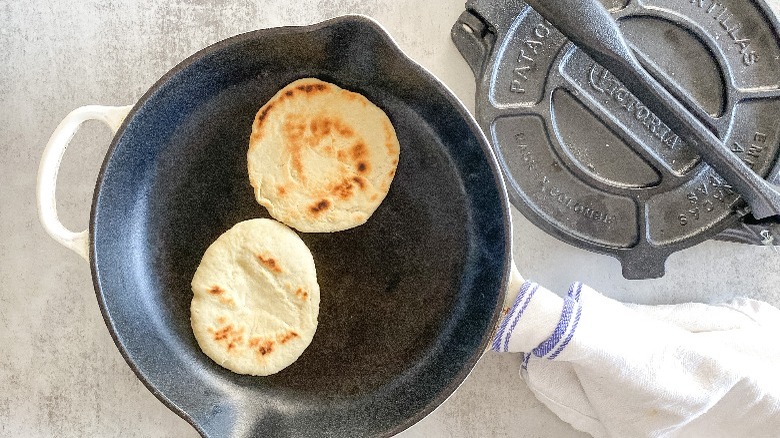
[452,0,780,279]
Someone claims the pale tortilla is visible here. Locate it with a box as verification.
[190,219,319,376]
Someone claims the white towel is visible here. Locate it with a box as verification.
[493,280,780,438]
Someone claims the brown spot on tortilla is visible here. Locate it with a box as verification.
[256,254,283,273]
[357,162,369,173]
[309,199,330,214]
[337,150,348,161]
[208,286,225,296]
[278,331,299,344]
[331,179,355,199]
[392,158,398,165]
[351,141,367,160]
[210,324,244,352]
[258,106,270,121]
[217,317,226,325]
[310,117,332,137]
[255,104,273,131]
[283,116,307,180]
[227,334,244,351]
[309,115,353,138]
[283,116,306,141]
[335,122,354,137]
[297,83,328,94]
[352,176,366,190]
[212,325,232,341]
[370,194,378,201]
[388,169,395,177]
[249,338,275,357]
[294,287,309,300]
[277,185,287,196]
[285,90,294,97]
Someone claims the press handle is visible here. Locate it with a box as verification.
[451,1,527,78]
[451,10,495,77]
[37,104,133,261]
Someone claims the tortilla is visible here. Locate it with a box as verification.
[248,78,400,232]
[190,218,319,376]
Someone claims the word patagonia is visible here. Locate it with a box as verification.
[510,20,555,94]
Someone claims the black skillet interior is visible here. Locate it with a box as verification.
[90,16,509,438]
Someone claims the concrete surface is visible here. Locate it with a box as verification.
[1,0,779,437]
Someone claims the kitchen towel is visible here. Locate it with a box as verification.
[494,280,780,438]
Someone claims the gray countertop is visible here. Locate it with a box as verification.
[2,0,779,436]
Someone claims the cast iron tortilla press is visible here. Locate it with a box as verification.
[452,0,780,278]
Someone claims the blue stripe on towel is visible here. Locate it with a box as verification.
[521,352,531,370]
[503,284,539,352]
[546,282,583,359]
[492,281,533,351]
[549,301,582,359]
[533,295,575,357]
[569,281,582,301]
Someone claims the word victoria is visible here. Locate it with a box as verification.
[589,64,684,149]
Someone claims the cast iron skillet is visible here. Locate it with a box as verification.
[37,15,512,437]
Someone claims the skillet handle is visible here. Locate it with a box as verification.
[37,105,133,261]
[505,260,525,311]
[485,259,525,353]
